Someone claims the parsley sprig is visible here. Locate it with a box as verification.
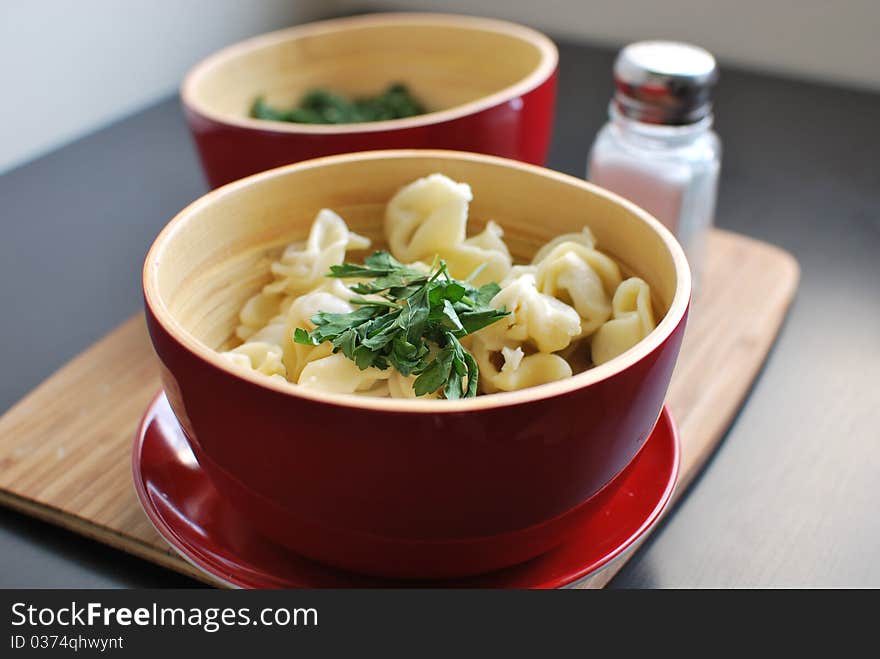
[293,251,508,398]
[251,84,425,124]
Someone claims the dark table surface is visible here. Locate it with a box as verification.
[1,39,878,588]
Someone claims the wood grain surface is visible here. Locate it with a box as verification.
[0,229,799,588]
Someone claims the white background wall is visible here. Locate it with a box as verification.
[2,1,878,173]
[338,0,880,91]
[0,0,322,173]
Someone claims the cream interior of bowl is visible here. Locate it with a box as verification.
[148,152,686,377]
[184,15,554,129]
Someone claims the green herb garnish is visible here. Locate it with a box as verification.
[293,251,508,398]
[251,84,425,124]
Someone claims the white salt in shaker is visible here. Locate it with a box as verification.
[588,41,721,287]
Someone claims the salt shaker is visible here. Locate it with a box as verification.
[588,41,721,287]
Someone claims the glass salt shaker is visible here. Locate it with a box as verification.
[588,41,721,288]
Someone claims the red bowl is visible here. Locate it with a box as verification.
[181,13,558,189]
[142,150,691,579]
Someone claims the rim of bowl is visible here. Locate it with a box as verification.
[143,149,692,413]
[181,12,559,134]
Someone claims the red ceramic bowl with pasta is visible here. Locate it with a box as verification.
[181,13,558,189]
[142,150,690,579]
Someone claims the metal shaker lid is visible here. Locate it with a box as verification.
[613,41,718,125]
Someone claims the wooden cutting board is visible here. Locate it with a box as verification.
[0,229,799,588]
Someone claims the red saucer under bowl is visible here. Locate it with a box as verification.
[132,392,679,588]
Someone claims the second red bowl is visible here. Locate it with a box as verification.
[181,13,558,188]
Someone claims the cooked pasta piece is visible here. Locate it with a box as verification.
[442,220,512,286]
[297,353,390,396]
[532,226,598,263]
[265,208,369,296]
[283,290,354,381]
[499,264,538,286]
[480,272,581,354]
[384,173,470,262]
[225,285,372,386]
[590,277,656,365]
[387,371,441,399]
[385,174,511,285]
[472,340,572,393]
[236,291,290,341]
[221,342,287,381]
[534,241,622,336]
[235,209,368,340]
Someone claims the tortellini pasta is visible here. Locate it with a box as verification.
[590,278,656,366]
[384,173,470,261]
[534,241,622,337]
[219,175,659,398]
[282,290,353,381]
[236,291,289,342]
[223,284,355,380]
[298,353,390,397]
[384,174,511,285]
[472,340,573,393]
[441,220,512,287]
[234,209,368,340]
[531,226,598,263]
[479,273,582,354]
[387,371,441,399]
[222,305,291,378]
[266,208,370,296]
[221,342,287,381]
